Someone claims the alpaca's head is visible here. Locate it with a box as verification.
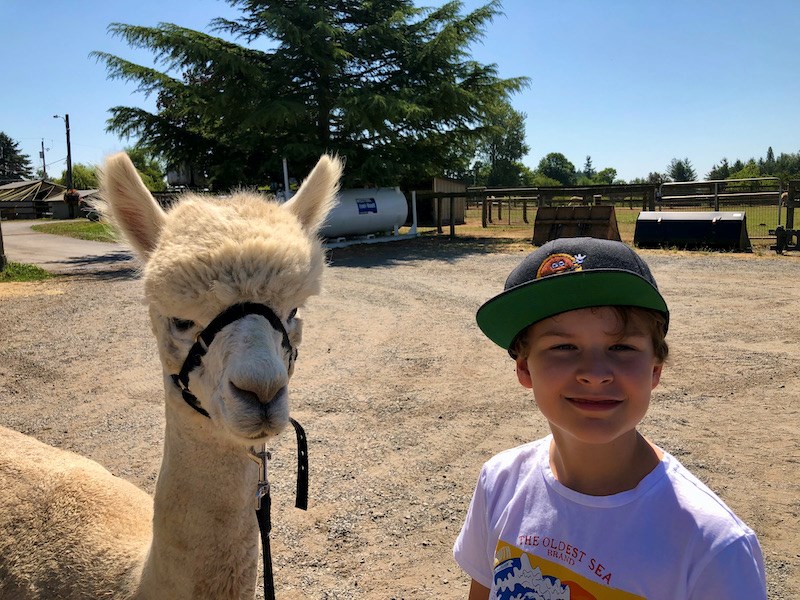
[99,153,342,443]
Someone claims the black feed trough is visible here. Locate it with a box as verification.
[634,211,751,251]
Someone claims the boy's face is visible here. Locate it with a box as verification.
[515,307,663,448]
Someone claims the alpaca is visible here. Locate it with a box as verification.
[0,152,342,599]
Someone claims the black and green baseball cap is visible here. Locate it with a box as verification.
[476,237,669,352]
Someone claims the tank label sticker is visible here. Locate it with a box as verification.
[357,198,377,214]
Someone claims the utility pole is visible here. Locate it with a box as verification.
[54,113,77,217]
[40,139,48,180]
[53,113,73,189]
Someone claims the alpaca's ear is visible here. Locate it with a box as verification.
[98,152,167,260]
[282,155,343,235]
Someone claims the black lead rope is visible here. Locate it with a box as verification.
[257,418,308,600]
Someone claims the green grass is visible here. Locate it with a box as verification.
[31,220,116,242]
[0,261,53,282]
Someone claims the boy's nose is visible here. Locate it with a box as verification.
[576,353,614,384]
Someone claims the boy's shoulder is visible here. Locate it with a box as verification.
[484,436,550,469]
[478,435,551,490]
[660,451,755,537]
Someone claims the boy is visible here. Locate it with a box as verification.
[453,237,766,600]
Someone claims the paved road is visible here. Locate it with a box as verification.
[0,220,136,275]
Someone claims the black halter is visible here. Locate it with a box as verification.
[170,302,298,417]
[168,301,307,599]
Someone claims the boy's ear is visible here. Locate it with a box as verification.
[516,356,533,389]
[651,363,663,389]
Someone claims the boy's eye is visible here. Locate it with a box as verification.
[610,343,636,351]
[550,344,577,351]
[171,318,195,332]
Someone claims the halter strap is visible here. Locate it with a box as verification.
[171,302,297,417]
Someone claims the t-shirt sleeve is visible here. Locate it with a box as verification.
[453,467,493,589]
[689,531,767,600]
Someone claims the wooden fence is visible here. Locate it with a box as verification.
[415,179,791,244]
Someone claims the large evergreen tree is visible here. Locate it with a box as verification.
[0,133,34,183]
[93,0,528,189]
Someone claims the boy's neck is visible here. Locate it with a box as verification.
[548,430,663,496]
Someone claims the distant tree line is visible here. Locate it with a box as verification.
[498,148,800,189]
[704,146,800,184]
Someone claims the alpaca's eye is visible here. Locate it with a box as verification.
[171,318,195,332]
[288,308,298,321]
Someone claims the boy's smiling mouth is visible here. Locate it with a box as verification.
[566,397,623,410]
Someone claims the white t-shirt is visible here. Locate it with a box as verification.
[453,436,766,600]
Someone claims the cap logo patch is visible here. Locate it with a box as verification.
[536,253,586,278]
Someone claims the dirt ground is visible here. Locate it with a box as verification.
[0,235,798,599]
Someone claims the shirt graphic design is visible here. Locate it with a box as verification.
[492,541,645,600]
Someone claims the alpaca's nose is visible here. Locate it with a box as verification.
[228,373,287,406]
[222,317,292,407]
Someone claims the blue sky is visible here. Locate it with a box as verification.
[3,0,799,183]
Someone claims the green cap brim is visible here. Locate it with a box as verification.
[476,270,669,350]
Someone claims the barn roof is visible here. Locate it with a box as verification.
[0,180,66,202]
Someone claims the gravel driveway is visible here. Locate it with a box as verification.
[1,219,135,274]
[0,232,798,599]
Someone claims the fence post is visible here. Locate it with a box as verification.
[788,182,798,230]
[449,197,456,238]
[713,181,720,211]
[436,197,443,234]
[410,191,418,235]
[0,217,6,272]
[481,196,488,228]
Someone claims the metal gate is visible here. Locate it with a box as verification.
[658,177,783,239]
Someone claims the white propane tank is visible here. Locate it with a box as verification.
[320,188,408,238]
